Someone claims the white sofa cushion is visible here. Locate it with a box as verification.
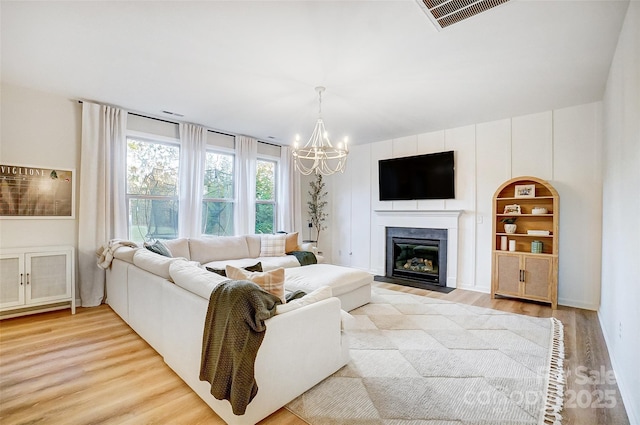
[163,238,191,259]
[169,259,228,300]
[284,264,373,297]
[189,236,250,264]
[203,255,301,272]
[246,235,261,258]
[133,249,177,281]
[276,286,332,314]
[259,234,286,257]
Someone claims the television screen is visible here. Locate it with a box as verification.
[379,151,455,201]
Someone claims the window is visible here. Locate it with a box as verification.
[202,150,235,236]
[255,159,277,234]
[126,137,180,243]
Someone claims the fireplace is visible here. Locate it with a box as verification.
[386,227,448,288]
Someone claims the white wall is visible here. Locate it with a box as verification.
[600,2,640,423]
[329,101,604,309]
[0,83,82,249]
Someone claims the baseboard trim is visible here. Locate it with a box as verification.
[597,311,638,425]
[557,297,599,311]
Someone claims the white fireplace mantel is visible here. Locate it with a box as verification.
[372,210,463,288]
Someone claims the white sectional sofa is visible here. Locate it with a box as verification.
[104,234,372,424]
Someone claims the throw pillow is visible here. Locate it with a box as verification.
[276,286,332,314]
[259,234,286,257]
[144,240,172,258]
[285,232,299,253]
[206,262,263,277]
[225,265,286,304]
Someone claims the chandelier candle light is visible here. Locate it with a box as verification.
[292,86,349,175]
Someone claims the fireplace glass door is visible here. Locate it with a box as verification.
[392,238,440,283]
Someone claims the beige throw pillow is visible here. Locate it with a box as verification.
[285,232,299,253]
[226,265,286,304]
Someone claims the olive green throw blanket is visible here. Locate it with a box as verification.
[199,280,281,415]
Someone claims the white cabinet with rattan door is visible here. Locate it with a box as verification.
[0,246,75,318]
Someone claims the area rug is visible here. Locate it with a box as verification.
[286,287,564,425]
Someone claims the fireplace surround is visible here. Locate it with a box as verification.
[373,210,461,289]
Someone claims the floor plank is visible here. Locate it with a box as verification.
[0,282,629,424]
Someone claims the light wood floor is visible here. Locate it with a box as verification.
[0,282,630,425]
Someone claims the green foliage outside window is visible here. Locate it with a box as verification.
[255,160,276,234]
[127,138,179,242]
[203,152,234,236]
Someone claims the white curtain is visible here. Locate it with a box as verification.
[78,102,127,307]
[278,146,303,235]
[178,123,207,238]
[234,136,257,235]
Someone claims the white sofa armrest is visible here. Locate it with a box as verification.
[161,280,348,425]
[299,242,317,253]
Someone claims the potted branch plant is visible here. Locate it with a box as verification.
[307,174,328,247]
[501,217,517,234]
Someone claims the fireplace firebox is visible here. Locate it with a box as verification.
[385,227,447,288]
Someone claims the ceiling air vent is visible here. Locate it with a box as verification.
[417,0,510,30]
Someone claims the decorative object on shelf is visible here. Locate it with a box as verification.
[500,236,508,251]
[503,204,521,214]
[527,230,551,236]
[501,217,517,233]
[307,174,328,246]
[532,207,548,215]
[514,184,535,198]
[508,240,516,252]
[531,240,543,253]
[292,86,349,176]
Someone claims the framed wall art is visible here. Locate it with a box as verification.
[514,184,535,198]
[0,164,76,219]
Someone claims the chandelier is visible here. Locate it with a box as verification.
[292,86,349,175]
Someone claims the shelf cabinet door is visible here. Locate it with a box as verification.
[522,256,553,300]
[25,251,72,305]
[494,253,521,295]
[0,254,25,309]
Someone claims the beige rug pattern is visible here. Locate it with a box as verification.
[287,287,564,425]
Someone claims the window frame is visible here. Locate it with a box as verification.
[202,146,236,236]
[255,155,279,234]
[125,131,181,242]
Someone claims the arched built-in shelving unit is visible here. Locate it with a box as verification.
[491,176,559,309]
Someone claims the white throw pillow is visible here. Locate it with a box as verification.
[275,286,332,314]
[259,234,286,257]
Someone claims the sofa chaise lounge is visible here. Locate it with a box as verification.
[104,234,373,424]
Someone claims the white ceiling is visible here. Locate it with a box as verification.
[1,0,630,146]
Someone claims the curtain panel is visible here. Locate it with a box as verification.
[178,123,207,238]
[78,102,127,307]
[234,136,257,235]
[278,146,303,236]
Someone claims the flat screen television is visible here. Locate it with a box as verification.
[378,151,455,201]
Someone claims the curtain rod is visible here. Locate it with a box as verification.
[77,100,281,147]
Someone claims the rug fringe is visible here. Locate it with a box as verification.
[541,317,565,425]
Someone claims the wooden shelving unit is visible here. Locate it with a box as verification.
[491,177,559,309]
